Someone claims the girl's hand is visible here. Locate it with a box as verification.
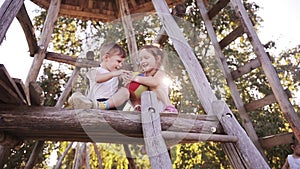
[121,71,135,86]
[113,69,131,77]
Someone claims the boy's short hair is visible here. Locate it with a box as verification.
[99,42,126,61]
[291,135,299,146]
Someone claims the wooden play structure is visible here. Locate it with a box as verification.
[0,0,300,168]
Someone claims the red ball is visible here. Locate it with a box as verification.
[127,72,149,101]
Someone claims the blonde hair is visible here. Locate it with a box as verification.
[99,42,126,62]
[139,45,165,68]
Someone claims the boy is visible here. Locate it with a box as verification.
[68,42,131,110]
[282,136,300,169]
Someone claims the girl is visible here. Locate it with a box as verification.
[126,45,178,113]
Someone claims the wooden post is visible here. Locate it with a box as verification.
[196,0,265,156]
[151,0,218,115]
[0,0,24,44]
[118,0,139,71]
[212,100,270,169]
[230,0,300,142]
[55,142,73,169]
[141,91,172,169]
[25,0,62,105]
[0,146,11,168]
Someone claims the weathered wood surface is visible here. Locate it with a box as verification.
[213,100,270,169]
[259,132,294,149]
[30,0,184,22]
[244,89,291,112]
[25,0,61,105]
[16,4,38,56]
[152,0,218,115]
[231,57,261,80]
[207,0,230,19]
[0,0,24,44]
[141,91,172,169]
[45,52,100,67]
[29,81,44,106]
[219,25,244,50]
[0,64,27,105]
[0,145,11,169]
[196,0,263,153]
[230,0,300,142]
[0,105,220,145]
[118,0,139,71]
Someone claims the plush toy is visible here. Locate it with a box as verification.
[127,72,149,102]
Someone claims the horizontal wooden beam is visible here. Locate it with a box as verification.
[219,25,244,50]
[207,0,230,19]
[231,57,261,80]
[259,132,293,149]
[45,52,99,67]
[0,106,221,145]
[245,89,292,112]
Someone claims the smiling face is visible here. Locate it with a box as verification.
[101,53,125,71]
[139,48,162,76]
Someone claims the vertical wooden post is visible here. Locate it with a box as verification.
[118,0,139,71]
[141,91,172,169]
[212,100,270,169]
[151,0,218,115]
[196,0,265,155]
[0,0,24,44]
[230,0,300,142]
[0,146,11,169]
[25,0,61,104]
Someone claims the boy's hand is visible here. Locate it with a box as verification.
[113,69,131,77]
[121,71,135,86]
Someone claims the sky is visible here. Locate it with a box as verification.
[0,0,300,82]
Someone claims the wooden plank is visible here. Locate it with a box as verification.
[118,0,139,71]
[0,64,26,104]
[0,145,11,168]
[196,0,264,153]
[25,0,62,105]
[231,57,261,80]
[13,78,27,104]
[45,52,100,67]
[230,0,300,142]
[212,100,270,169]
[0,79,22,104]
[162,131,238,143]
[259,132,293,149]
[207,0,230,19]
[141,91,172,169]
[245,89,294,112]
[29,81,44,106]
[152,0,218,114]
[219,25,244,50]
[16,4,39,56]
[0,105,220,144]
[0,0,24,44]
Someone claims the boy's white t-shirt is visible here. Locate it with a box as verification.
[287,154,300,169]
[86,67,119,101]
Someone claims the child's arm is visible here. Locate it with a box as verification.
[133,70,165,88]
[95,69,130,83]
[282,157,289,169]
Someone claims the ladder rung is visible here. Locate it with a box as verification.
[231,57,260,80]
[162,131,238,143]
[208,0,230,19]
[244,89,292,112]
[219,25,244,49]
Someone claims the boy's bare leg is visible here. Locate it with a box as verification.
[108,87,130,108]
